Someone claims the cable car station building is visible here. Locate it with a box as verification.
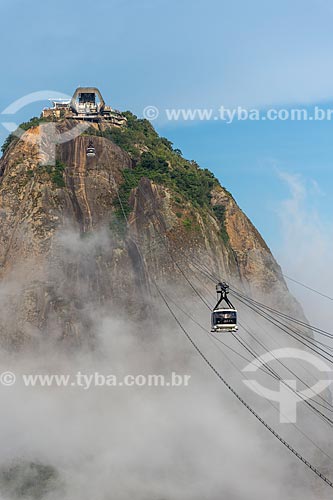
[42,87,127,126]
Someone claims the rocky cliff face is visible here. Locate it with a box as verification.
[0,118,302,348]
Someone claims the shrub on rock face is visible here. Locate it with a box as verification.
[1,116,52,155]
[39,160,66,188]
[212,205,229,243]
[1,133,17,154]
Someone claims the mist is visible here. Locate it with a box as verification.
[0,224,331,500]
[276,171,333,336]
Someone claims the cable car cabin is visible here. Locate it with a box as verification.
[211,308,238,333]
[86,142,96,157]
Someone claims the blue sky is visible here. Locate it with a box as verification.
[1,0,333,268]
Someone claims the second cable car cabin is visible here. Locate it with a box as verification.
[86,141,96,157]
[211,282,238,333]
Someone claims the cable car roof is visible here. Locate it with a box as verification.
[213,308,237,312]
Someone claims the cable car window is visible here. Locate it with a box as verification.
[213,312,237,325]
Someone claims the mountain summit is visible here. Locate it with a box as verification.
[0,88,303,348]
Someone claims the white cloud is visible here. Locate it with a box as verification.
[276,171,333,332]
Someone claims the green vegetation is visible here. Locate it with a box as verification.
[182,217,192,230]
[40,160,66,188]
[212,205,229,243]
[20,116,48,131]
[1,134,16,154]
[1,116,51,155]
[92,113,220,220]
[1,110,231,242]
[89,112,231,241]
[51,160,66,187]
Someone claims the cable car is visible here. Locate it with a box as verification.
[211,282,238,333]
[86,141,96,157]
[211,308,238,332]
